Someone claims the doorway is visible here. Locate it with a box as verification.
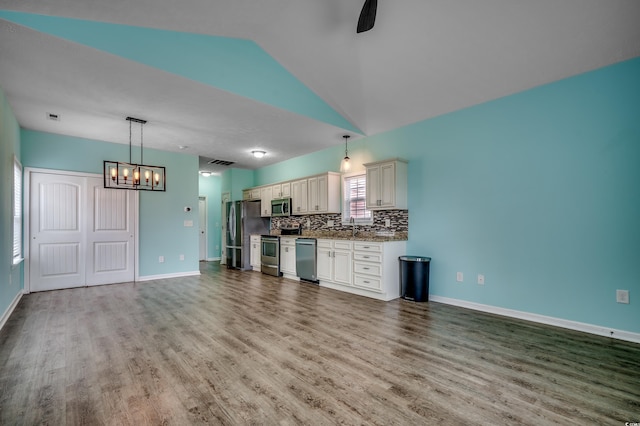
[25,169,138,292]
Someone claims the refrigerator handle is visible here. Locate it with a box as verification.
[229,203,236,241]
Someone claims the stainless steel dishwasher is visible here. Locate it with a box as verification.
[295,238,318,283]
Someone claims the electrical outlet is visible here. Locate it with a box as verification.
[477,274,485,285]
[616,289,629,304]
[327,220,334,227]
[456,272,463,282]
[159,256,164,263]
[385,219,391,227]
[179,254,185,261]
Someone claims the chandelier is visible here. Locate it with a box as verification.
[104,117,166,191]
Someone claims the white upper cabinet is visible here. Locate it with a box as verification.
[364,159,408,210]
[281,182,291,198]
[271,182,291,199]
[260,186,273,217]
[245,172,339,216]
[307,172,340,214]
[243,188,262,201]
[291,179,308,214]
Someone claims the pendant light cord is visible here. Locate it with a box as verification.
[140,121,144,165]
[344,135,350,158]
[129,118,133,164]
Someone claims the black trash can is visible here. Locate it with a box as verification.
[399,256,431,302]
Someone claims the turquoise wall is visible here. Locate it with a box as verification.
[221,168,254,201]
[20,130,200,277]
[253,58,640,334]
[0,86,23,320]
[199,174,222,259]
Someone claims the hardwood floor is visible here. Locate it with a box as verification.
[1,262,638,425]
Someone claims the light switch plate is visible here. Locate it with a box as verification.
[477,274,485,285]
[456,272,463,282]
[184,220,193,227]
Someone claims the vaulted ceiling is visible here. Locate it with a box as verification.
[1,0,639,173]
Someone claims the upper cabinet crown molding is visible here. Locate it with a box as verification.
[363,159,408,210]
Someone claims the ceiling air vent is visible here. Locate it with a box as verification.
[208,159,235,166]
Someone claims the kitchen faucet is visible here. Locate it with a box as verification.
[350,217,358,237]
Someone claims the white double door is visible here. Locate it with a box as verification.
[29,170,137,292]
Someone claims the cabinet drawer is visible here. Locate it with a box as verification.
[334,241,352,250]
[317,239,332,249]
[353,274,382,291]
[280,238,296,246]
[353,252,382,263]
[353,242,382,253]
[354,262,381,276]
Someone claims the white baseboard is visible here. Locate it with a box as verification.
[206,257,221,262]
[137,270,201,282]
[0,290,24,332]
[429,295,640,344]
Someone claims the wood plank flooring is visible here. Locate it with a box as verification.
[1,261,638,425]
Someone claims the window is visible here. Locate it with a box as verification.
[342,172,372,224]
[13,157,23,265]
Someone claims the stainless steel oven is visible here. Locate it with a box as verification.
[260,235,281,277]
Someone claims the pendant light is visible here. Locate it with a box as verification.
[104,117,166,191]
[340,135,351,173]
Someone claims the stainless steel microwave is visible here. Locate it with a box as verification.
[271,197,291,217]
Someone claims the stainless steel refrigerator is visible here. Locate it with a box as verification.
[226,200,270,270]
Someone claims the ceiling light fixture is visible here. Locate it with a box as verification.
[104,117,166,192]
[252,150,266,159]
[200,171,212,177]
[340,135,351,173]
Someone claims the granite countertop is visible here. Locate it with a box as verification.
[274,230,407,242]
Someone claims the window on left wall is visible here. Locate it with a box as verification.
[13,157,23,265]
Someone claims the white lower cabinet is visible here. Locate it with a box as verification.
[317,240,352,285]
[317,239,406,301]
[250,235,261,271]
[280,237,297,278]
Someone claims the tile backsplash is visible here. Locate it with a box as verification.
[271,210,408,233]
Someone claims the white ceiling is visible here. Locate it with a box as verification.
[1,0,639,173]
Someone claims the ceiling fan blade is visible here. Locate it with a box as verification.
[357,0,377,33]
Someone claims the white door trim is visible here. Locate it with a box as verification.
[24,167,139,293]
[198,196,207,261]
[220,192,230,265]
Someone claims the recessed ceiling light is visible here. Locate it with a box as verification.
[178,145,189,150]
[199,171,212,177]
[252,150,266,159]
